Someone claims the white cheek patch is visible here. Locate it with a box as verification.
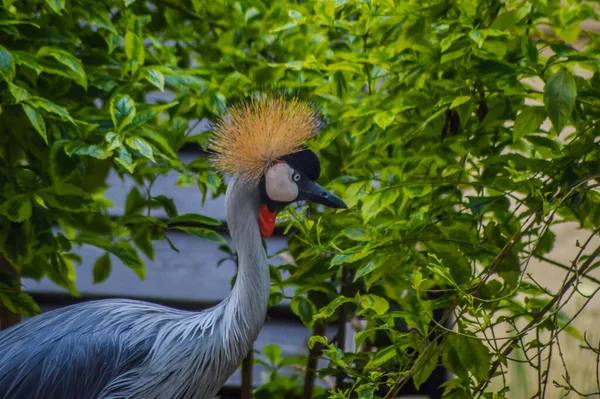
[265,163,298,202]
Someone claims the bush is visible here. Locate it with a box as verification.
[2,1,600,398]
[0,0,225,315]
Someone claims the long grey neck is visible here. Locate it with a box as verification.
[219,175,270,360]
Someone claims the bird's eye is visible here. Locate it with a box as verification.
[292,173,301,182]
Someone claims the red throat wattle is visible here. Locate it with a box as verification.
[259,204,277,238]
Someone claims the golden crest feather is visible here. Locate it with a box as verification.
[209,97,320,182]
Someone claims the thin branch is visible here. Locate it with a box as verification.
[535,255,600,285]
[474,243,600,397]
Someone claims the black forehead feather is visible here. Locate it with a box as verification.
[280,149,320,181]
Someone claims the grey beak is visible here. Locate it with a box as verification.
[300,181,348,209]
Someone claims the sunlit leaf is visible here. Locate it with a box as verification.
[111,94,136,132]
[1,194,32,222]
[125,137,155,162]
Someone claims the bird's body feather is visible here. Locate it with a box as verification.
[0,175,270,399]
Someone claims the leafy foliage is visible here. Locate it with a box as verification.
[0,0,225,315]
[2,0,600,399]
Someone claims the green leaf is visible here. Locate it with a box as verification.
[490,7,529,30]
[331,250,372,266]
[121,215,166,229]
[125,31,145,71]
[467,195,505,217]
[37,46,87,88]
[168,213,221,226]
[513,106,546,142]
[365,345,397,371]
[0,45,15,82]
[93,252,111,284]
[142,67,165,91]
[543,68,577,134]
[125,187,145,215]
[115,147,135,173]
[374,111,395,130]
[440,33,465,52]
[50,141,81,181]
[207,93,226,115]
[262,344,281,365]
[354,258,385,281]
[133,230,155,261]
[308,335,328,349]
[10,83,31,103]
[44,0,66,14]
[64,141,110,159]
[291,296,316,328]
[38,184,97,213]
[84,9,117,34]
[469,30,485,48]
[1,194,32,222]
[442,338,469,380]
[450,333,491,381]
[105,132,121,151]
[355,385,374,399]
[125,137,155,162]
[450,96,471,109]
[111,94,136,132]
[124,0,136,6]
[47,253,79,296]
[402,185,432,198]
[172,226,226,245]
[413,343,439,390]
[21,103,47,143]
[442,165,462,177]
[315,296,355,320]
[25,97,74,123]
[78,237,145,279]
[361,294,389,315]
[342,226,368,241]
[4,224,30,268]
[361,188,400,222]
[0,284,40,316]
[521,37,538,64]
[154,195,178,217]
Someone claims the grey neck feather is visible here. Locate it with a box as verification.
[219,174,271,358]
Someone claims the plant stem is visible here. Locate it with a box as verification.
[303,322,326,399]
[474,243,600,397]
[335,267,351,390]
[241,348,253,399]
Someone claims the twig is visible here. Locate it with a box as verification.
[474,243,600,397]
[535,255,600,285]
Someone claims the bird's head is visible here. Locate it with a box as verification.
[210,96,347,238]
